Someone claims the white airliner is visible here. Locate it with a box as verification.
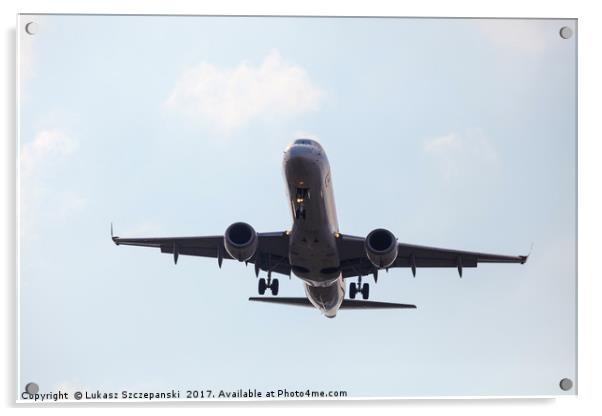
[112,139,528,318]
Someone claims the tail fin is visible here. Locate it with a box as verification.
[248,297,416,309]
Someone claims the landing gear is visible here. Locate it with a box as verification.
[294,188,309,220]
[271,279,279,296]
[295,205,306,220]
[349,277,370,300]
[258,274,279,295]
[258,278,267,295]
[295,187,309,201]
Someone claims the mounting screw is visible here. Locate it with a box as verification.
[559,378,573,391]
[25,22,38,35]
[559,26,573,39]
[25,382,39,395]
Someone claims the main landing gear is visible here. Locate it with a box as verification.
[349,276,369,300]
[258,273,279,296]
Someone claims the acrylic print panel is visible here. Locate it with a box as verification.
[17,14,577,402]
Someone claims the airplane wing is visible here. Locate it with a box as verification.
[336,234,528,278]
[112,230,291,277]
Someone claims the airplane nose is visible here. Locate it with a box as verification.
[284,145,319,175]
[286,144,315,161]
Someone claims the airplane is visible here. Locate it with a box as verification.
[112,138,528,318]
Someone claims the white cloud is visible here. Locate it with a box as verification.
[423,132,459,153]
[20,130,85,239]
[20,129,78,177]
[165,50,324,132]
[423,129,500,181]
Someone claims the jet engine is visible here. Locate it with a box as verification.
[364,228,398,268]
[224,222,258,262]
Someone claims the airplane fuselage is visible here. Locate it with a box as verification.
[283,139,344,317]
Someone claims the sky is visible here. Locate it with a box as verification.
[17,15,576,399]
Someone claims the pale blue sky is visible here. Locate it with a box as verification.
[18,15,576,398]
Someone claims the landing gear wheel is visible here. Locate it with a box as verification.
[295,205,306,220]
[361,283,370,300]
[349,282,357,299]
[271,279,279,296]
[258,278,267,295]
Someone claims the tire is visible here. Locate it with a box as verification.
[271,279,279,296]
[258,278,267,295]
[362,283,370,300]
[349,282,357,299]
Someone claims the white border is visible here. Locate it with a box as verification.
[3,0,600,415]
[15,11,21,410]
[12,12,579,402]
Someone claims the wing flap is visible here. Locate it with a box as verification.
[112,229,291,276]
[337,233,527,278]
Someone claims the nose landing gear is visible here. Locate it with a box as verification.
[349,276,369,300]
[295,205,306,220]
[258,274,279,295]
[294,187,309,220]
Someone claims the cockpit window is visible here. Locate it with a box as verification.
[293,139,323,151]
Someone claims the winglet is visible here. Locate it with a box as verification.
[521,242,534,264]
[111,222,119,245]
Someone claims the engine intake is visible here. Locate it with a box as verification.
[365,228,398,268]
[224,222,258,262]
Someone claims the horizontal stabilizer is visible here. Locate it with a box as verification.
[249,297,313,307]
[248,297,416,309]
[341,299,417,309]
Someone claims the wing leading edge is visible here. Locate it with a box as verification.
[111,228,292,277]
[111,227,527,279]
[337,233,528,279]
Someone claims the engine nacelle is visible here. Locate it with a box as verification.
[224,222,258,262]
[365,228,398,268]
